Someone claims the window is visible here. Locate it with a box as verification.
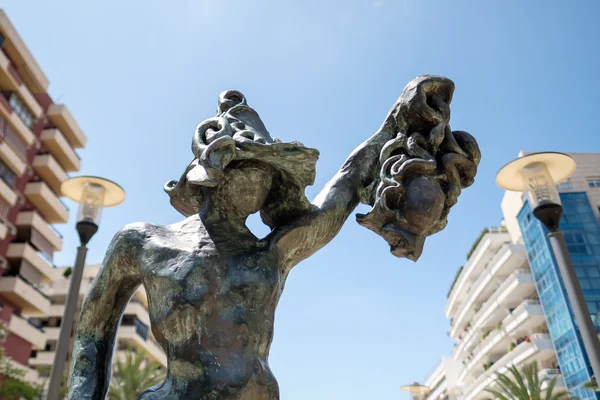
[0,160,16,187]
[134,318,149,340]
[557,179,572,190]
[588,177,600,188]
[5,92,34,128]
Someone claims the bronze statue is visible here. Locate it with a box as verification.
[68,75,480,399]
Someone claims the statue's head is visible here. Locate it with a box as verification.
[357,75,481,261]
[165,90,319,227]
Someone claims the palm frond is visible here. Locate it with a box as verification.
[484,363,574,400]
[108,350,164,400]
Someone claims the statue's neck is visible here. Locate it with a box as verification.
[198,197,257,245]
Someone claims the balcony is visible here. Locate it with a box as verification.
[0,142,25,176]
[450,244,526,340]
[125,301,151,327]
[0,93,35,146]
[454,270,536,359]
[16,211,63,252]
[47,104,86,148]
[0,10,49,93]
[0,275,50,314]
[7,312,45,349]
[539,369,565,388]
[28,350,55,367]
[0,173,17,206]
[0,112,29,162]
[40,128,80,172]
[0,221,7,239]
[446,228,511,319]
[459,300,545,382]
[7,242,55,283]
[463,334,554,400]
[24,181,69,224]
[42,326,59,341]
[17,82,42,120]
[0,49,21,91]
[42,276,94,301]
[32,153,67,194]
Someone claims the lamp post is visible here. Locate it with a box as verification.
[496,151,600,384]
[46,176,125,400]
[400,382,431,400]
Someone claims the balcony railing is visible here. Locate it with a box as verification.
[0,113,28,160]
[28,226,56,259]
[15,273,50,300]
[36,249,55,266]
[0,159,16,188]
[463,334,552,400]
[11,310,45,334]
[0,269,51,301]
[0,196,10,219]
[58,196,69,211]
[48,223,63,239]
[6,63,23,87]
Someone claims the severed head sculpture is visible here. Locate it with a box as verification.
[68,75,479,400]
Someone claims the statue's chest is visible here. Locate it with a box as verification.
[141,239,281,312]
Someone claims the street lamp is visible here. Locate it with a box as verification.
[496,151,600,384]
[46,176,125,400]
[400,382,431,400]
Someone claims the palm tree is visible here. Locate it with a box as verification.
[108,350,164,400]
[584,378,599,392]
[484,363,572,400]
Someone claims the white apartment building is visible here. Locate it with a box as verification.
[28,264,167,380]
[430,227,559,400]
[420,152,600,400]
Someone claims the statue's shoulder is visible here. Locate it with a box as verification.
[111,222,162,248]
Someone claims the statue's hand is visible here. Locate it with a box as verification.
[356,75,480,261]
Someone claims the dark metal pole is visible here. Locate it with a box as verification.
[46,245,88,400]
[548,231,600,382]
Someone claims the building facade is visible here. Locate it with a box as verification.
[29,265,167,381]
[504,153,600,400]
[432,226,558,400]
[0,9,86,382]
[421,152,600,400]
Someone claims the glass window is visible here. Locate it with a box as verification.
[0,160,16,187]
[134,318,148,340]
[587,177,600,188]
[6,92,35,128]
[557,179,573,190]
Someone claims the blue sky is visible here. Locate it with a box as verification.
[5,1,600,398]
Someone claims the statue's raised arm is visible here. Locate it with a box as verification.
[268,75,480,270]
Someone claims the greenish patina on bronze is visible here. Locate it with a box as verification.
[68,75,480,399]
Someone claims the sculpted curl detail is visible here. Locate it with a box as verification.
[357,76,480,261]
[164,90,319,228]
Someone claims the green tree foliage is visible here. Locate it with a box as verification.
[584,378,599,392]
[108,350,163,400]
[484,363,572,400]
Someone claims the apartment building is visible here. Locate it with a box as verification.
[0,10,86,382]
[501,152,600,400]
[28,264,167,378]
[419,152,600,400]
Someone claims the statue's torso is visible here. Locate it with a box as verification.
[134,218,282,399]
